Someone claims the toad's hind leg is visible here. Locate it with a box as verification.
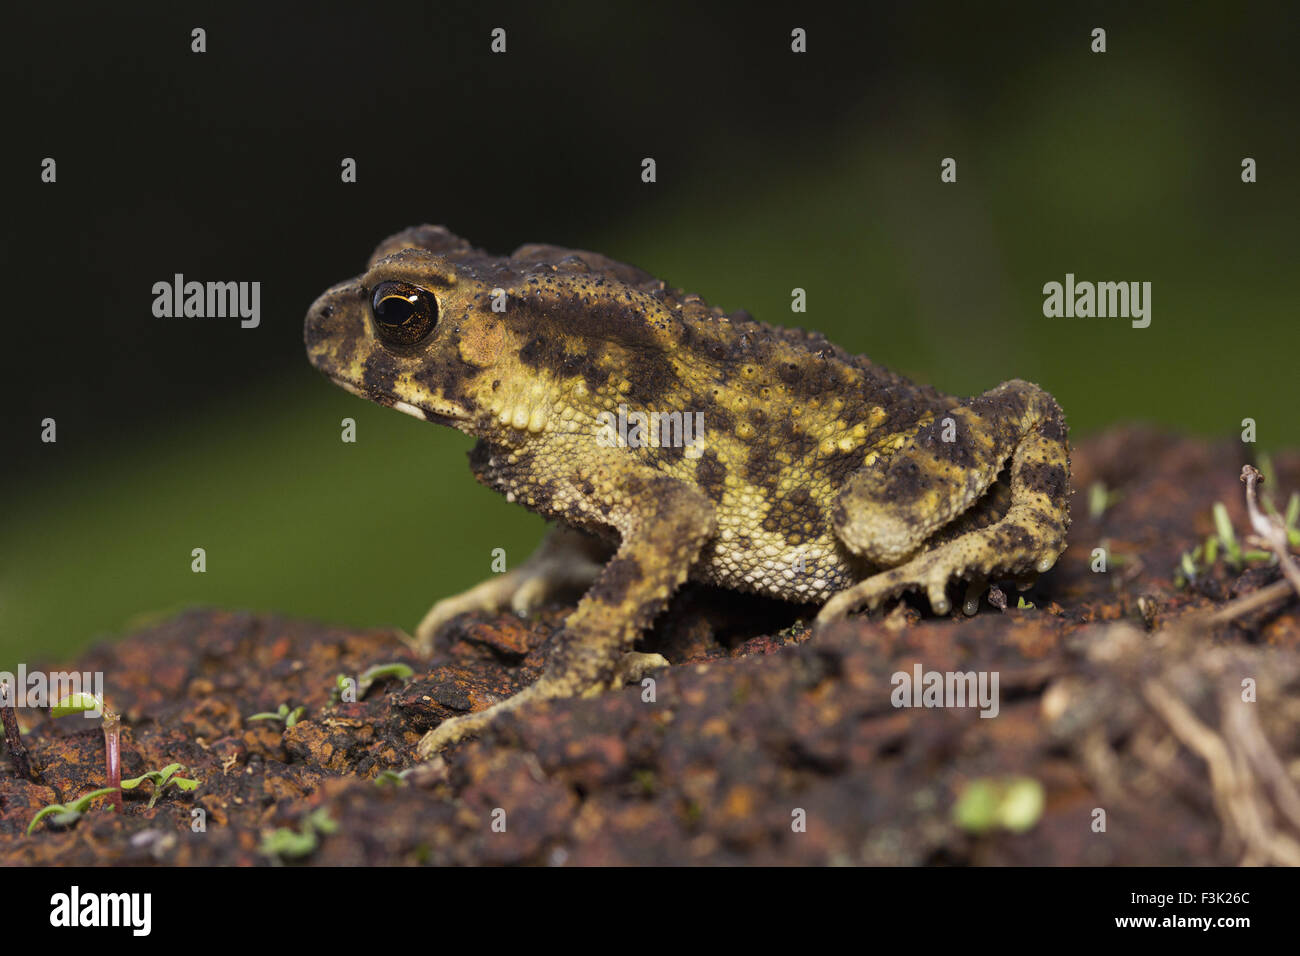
[834,380,1062,566]
[417,475,716,756]
[413,525,610,652]
[820,380,1070,623]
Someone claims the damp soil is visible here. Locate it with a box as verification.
[3,426,1299,865]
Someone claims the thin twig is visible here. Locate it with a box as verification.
[1241,465,1300,597]
[0,680,39,783]
[1187,468,1300,628]
[1205,579,1296,626]
[1143,677,1300,866]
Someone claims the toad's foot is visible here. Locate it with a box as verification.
[815,514,1062,628]
[413,525,609,652]
[816,553,958,626]
[586,650,669,697]
[416,685,539,757]
[417,651,669,755]
[821,530,1055,629]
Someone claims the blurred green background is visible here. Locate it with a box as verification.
[3,2,1298,670]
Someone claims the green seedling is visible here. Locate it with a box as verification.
[27,788,119,835]
[260,808,339,861]
[1274,489,1300,548]
[1257,453,1280,514]
[953,776,1045,834]
[333,663,415,703]
[306,807,339,834]
[121,763,199,809]
[1087,481,1122,520]
[1096,539,1130,569]
[259,826,318,859]
[53,693,122,813]
[50,692,104,719]
[1212,503,1243,566]
[1016,596,1035,610]
[358,663,413,695]
[248,703,305,728]
[374,769,413,787]
[1176,497,1281,587]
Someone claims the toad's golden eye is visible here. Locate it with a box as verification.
[370,281,438,346]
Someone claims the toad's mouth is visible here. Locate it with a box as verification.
[328,374,471,427]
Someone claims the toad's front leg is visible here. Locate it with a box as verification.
[417,470,716,757]
[413,524,611,652]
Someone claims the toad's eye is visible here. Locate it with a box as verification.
[370,281,438,346]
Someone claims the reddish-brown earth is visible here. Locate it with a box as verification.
[2,427,1298,865]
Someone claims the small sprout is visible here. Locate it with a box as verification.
[1176,485,1298,589]
[358,663,413,696]
[1257,453,1279,511]
[260,808,339,861]
[1285,493,1300,548]
[335,663,415,702]
[121,762,200,809]
[306,808,339,835]
[374,769,412,787]
[248,703,306,728]
[952,779,999,833]
[259,827,320,860]
[953,776,1045,834]
[1212,502,1242,566]
[1016,596,1035,610]
[54,693,121,813]
[996,778,1046,833]
[51,692,103,718]
[103,711,123,813]
[1087,481,1121,520]
[28,788,119,835]
[1097,539,1129,568]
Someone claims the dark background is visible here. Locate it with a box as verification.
[3,1,1298,667]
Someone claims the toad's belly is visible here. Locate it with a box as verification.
[690,516,860,603]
